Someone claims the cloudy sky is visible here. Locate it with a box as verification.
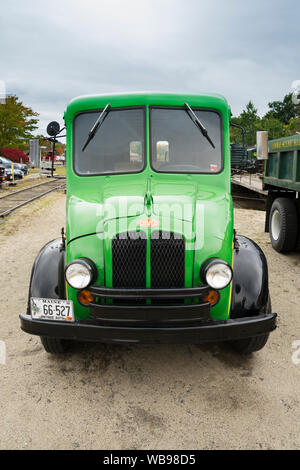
[1,0,299,135]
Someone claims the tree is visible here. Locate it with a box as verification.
[35,134,52,153]
[265,93,300,124]
[230,94,300,148]
[258,116,286,141]
[0,147,29,164]
[286,115,300,135]
[0,95,39,149]
[55,144,64,156]
[240,101,259,125]
[230,101,260,146]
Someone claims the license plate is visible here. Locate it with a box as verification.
[30,298,74,322]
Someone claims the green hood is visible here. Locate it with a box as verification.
[66,175,233,322]
[67,176,232,246]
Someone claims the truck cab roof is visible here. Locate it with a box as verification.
[64,92,230,121]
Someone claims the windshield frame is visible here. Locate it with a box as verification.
[72,106,147,177]
[149,106,224,175]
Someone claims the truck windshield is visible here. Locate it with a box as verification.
[150,107,222,173]
[74,108,145,175]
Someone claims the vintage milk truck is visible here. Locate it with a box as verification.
[20,93,276,354]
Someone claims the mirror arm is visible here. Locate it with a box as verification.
[57,126,66,135]
[230,121,246,148]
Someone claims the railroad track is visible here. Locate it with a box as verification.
[232,187,266,211]
[0,178,66,218]
[0,174,265,217]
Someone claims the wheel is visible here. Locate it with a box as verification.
[40,336,69,354]
[231,333,269,354]
[231,295,271,354]
[295,200,300,252]
[269,198,298,253]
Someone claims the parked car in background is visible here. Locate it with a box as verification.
[0,164,6,185]
[17,162,29,175]
[0,156,28,178]
[5,167,24,181]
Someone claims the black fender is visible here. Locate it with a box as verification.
[231,235,269,318]
[27,238,65,314]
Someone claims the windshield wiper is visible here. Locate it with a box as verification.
[81,103,111,152]
[184,102,215,149]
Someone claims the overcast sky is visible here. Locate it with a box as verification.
[1,0,299,136]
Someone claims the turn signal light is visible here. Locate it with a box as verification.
[203,289,219,306]
[78,289,95,305]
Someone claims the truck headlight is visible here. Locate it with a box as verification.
[203,259,232,290]
[65,258,97,289]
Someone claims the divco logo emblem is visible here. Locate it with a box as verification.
[137,218,160,228]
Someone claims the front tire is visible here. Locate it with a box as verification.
[231,295,271,354]
[269,198,298,253]
[231,333,269,354]
[40,336,69,354]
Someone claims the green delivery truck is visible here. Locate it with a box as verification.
[264,134,300,252]
[20,93,276,355]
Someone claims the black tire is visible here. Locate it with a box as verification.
[40,336,69,354]
[231,295,271,354]
[295,200,300,252]
[231,333,269,354]
[269,198,298,253]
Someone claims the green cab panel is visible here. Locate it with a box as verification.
[64,93,233,321]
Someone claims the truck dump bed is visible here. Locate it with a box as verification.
[264,134,300,191]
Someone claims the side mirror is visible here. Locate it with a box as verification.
[47,121,60,137]
[256,131,268,160]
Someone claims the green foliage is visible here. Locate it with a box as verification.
[230,94,300,147]
[230,101,260,146]
[36,134,52,152]
[265,93,300,124]
[286,116,300,135]
[0,95,39,149]
[258,116,286,141]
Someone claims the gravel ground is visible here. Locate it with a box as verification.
[0,192,299,450]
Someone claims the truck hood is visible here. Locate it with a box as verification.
[67,178,232,247]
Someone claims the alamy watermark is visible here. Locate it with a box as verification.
[94,199,209,251]
[0,341,6,365]
[291,340,300,365]
[0,80,6,104]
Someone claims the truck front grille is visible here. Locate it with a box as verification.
[112,231,185,289]
[151,231,185,288]
[112,231,147,288]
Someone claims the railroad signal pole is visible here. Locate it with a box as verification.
[46,122,66,177]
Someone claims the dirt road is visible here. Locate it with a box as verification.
[0,193,299,450]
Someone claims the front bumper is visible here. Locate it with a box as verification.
[82,285,212,326]
[20,312,277,344]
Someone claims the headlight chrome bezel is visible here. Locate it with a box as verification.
[65,258,97,290]
[202,258,233,290]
